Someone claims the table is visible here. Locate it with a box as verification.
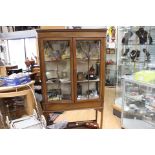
[0,81,35,115]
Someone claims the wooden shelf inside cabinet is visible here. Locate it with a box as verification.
[37,29,106,128]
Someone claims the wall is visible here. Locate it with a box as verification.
[40,26,65,29]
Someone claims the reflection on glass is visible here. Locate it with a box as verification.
[76,40,101,100]
[43,40,71,101]
[122,79,155,128]
[76,40,100,60]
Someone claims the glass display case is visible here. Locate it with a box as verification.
[122,76,155,129]
[37,29,106,116]
[114,26,155,116]
[105,26,117,87]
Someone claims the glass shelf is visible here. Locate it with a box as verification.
[119,44,155,46]
[76,58,100,61]
[45,58,70,62]
[46,79,71,84]
[77,79,100,83]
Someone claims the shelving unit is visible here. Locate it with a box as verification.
[105,27,117,87]
[114,26,155,118]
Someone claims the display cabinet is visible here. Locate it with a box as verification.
[37,29,106,127]
[105,47,117,87]
[121,76,155,129]
[105,26,117,87]
[114,26,155,117]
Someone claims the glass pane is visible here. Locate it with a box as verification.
[44,40,71,101]
[76,40,101,100]
[122,79,155,128]
[8,39,26,69]
[25,38,37,60]
[88,60,100,99]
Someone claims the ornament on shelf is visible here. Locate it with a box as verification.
[86,65,97,80]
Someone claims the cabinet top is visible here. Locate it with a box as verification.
[37,29,107,33]
[37,29,107,38]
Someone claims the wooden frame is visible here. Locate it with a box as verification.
[0,81,35,115]
[37,29,106,127]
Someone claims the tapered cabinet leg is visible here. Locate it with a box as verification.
[96,108,103,129]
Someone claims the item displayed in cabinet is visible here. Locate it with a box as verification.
[106,48,110,54]
[106,48,115,54]
[122,48,130,57]
[143,48,151,62]
[62,94,71,100]
[47,78,60,84]
[107,26,116,42]
[130,50,140,62]
[136,27,148,44]
[77,72,85,81]
[106,59,115,65]
[77,83,82,96]
[86,89,98,98]
[143,112,155,122]
[105,78,110,85]
[109,79,115,86]
[148,33,153,45]
[96,62,100,76]
[122,31,133,45]
[134,70,155,83]
[48,89,61,99]
[89,65,95,74]
[61,71,68,79]
[86,65,97,80]
[145,95,155,108]
[46,72,58,80]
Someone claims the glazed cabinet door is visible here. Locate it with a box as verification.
[74,38,104,102]
[40,38,73,104]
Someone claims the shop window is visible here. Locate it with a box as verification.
[7,38,37,70]
[25,38,37,60]
[8,39,26,69]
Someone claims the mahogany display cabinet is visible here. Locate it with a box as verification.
[37,29,106,128]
